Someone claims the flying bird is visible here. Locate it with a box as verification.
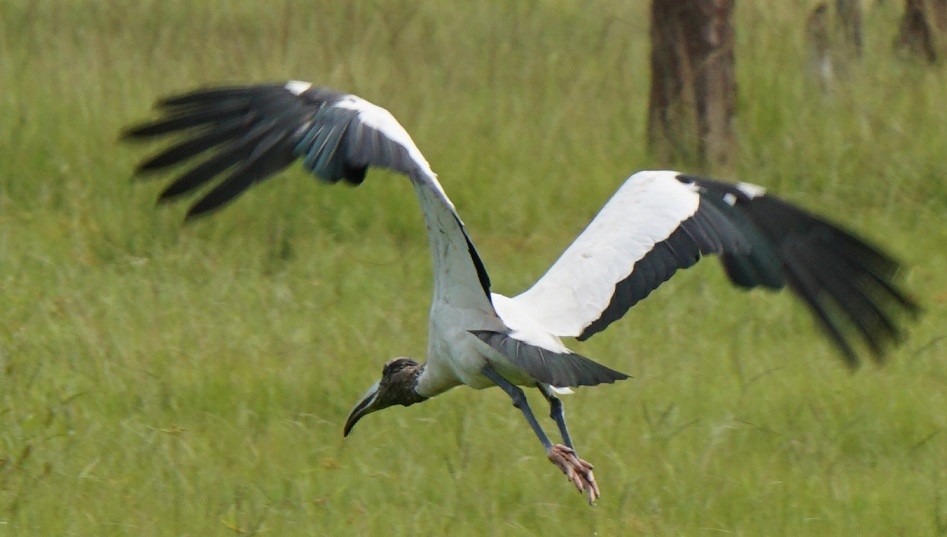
[123,81,918,503]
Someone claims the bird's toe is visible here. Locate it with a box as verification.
[547,444,600,504]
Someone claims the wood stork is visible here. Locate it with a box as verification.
[123,81,918,503]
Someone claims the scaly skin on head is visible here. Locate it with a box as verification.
[343,358,427,436]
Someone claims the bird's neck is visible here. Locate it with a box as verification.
[414,360,461,399]
[404,364,427,406]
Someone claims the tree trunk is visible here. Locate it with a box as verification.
[932,0,947,31]
[895,0,940,62]
[647,0,736,168]
[806,3,834,90]
[836,0,864,57]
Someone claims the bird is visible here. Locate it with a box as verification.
[122,80,918,503]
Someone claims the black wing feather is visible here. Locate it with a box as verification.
[135,118,249,173]
[124,83,349,217]
[678,175,919,366]
[187,130,297,217]
[153,119,280,202]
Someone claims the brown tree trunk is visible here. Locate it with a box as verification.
[932,0,947,31]
[647,0,736,168]
[836,0,864,57]
[895,0,940,62]
[806,3,834,90]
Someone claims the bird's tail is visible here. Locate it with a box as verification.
[470,330,629,388]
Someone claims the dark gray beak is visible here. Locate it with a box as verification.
[343,380,380,437]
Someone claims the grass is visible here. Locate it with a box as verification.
[1,1,945,535]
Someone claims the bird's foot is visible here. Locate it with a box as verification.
[547,444,600,503]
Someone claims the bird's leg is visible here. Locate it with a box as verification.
[480,365,552,449]
[537,384,574,450]
[536,384,599,503]
[480,365,600,503]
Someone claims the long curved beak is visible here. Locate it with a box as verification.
[343,380,380,437]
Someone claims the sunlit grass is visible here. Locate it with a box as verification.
[1,1,944,535]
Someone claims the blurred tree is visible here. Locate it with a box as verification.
[936,0,947,28]
[895,0,947,62]
[647,0,735,168]
[806,3,834,90]
[806,1,862,91]
[836,0,864,58]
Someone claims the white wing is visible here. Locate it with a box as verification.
[512,171,742,338]
[510,171,917,367]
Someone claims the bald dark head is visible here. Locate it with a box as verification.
[343,358,427,436]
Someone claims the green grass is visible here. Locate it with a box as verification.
[1,1,945,535]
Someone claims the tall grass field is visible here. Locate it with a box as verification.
[1,1,945,535]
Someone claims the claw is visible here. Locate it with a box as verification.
[547,444,600,503]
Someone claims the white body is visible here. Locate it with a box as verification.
[405,167,709,396]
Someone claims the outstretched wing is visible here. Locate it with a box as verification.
[123,81,492,303]
[125,82,433,215]
[510,170,918,367]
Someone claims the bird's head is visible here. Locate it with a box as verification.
[343,357,427,436]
